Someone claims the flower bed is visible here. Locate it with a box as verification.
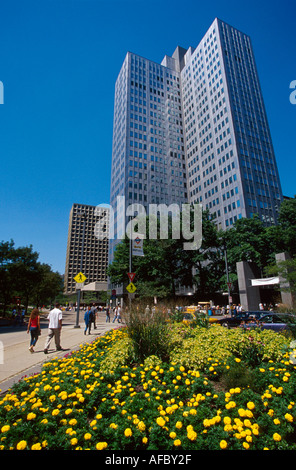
[0,325,296,450]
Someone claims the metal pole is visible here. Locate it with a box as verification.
[129,215,132,311]
[224,244,231,307]
[75,213,86,328]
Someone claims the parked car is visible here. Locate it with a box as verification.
[217,311,262,328]
[241,313,296,334]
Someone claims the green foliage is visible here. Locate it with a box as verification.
[0,240,62,313]
[126,308,171,362]
[1,324,296,450]
[99,337,134,374]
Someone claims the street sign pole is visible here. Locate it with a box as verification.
[129,216,132,312]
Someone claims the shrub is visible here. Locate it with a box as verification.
[126,308,171,362]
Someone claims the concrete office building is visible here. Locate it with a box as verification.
[109,18,283,259]
[64,203,109,295]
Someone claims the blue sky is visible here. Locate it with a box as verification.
[0,0,295,274]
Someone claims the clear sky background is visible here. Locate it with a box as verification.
[0,0,295,274]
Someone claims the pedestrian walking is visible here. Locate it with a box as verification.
[117,305,122,323]
[91,303,97,329]
[27,308,41,353]
[44,303,63,354]
[84,305,92,335]
[112,307,118,323]
[105,306,110,323]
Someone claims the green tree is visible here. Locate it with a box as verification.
[0,240,16,313]
[31,264,63,307]
[277,196,296,256]
[0,240,63,314]
[223,215,276,273]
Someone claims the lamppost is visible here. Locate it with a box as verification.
[224,242,232,308]
[75,212,86,328]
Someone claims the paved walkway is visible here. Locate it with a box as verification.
[0,311,122,394]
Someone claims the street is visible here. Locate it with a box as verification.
[0,309,121,394]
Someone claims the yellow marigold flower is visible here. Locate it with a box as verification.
[243,442,250,449]
[41,418,48,424]
[142,437,148,444]
[31,443,42,450]
[273,433,281,442]
[173,439,181,447]
[52,409,60,416]
[1,425,10,433]
[247,402,255,410]
[71,438,78,446]
[175,421,182,429]
[285,413,293,423]
[224,417,231,425]
[124,428,132,437]
[235,358,241,363]
[69,419,77,426]
[65,408,72,415]
[225,401,236,410]
[156,417,166,427]
[273,418,280,425]
[16,440,27,450]
[138,421,146,431]
[96,442,108,450]
[27,413,36,421]
[220,440,227,449]
[170,432,177,439]
[187,430,197,441]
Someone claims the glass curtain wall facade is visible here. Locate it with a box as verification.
[183,18,282,229]
[109,50,188,260]
[109,18,283,259]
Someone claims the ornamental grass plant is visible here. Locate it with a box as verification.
[0,322,296,450]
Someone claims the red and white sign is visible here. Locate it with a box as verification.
[127,272,136,283]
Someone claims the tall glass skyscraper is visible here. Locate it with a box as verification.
[109,18,282,259]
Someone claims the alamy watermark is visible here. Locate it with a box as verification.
[94,196,203,251]
[289,81,296,105]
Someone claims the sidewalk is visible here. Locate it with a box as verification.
[0,317,122,394]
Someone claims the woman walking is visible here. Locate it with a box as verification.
[84,305,92,335]
[27,308,41,352]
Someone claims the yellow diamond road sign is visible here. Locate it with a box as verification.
[126,282,137,293]
[74,272,87,283]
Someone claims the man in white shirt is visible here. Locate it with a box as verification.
[44,303,63,354]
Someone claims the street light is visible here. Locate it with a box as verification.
[75,212,86,328]
[224,242,232,307]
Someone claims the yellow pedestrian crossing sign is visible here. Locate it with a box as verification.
[126,282,137,293]
[74,272,87,283]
